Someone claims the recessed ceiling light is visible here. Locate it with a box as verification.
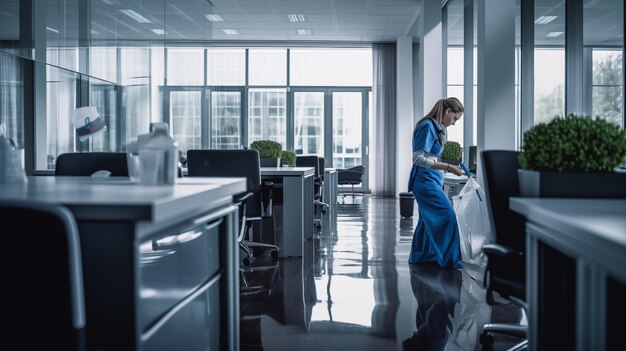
[535,16,557,24]
[288,14,308,22]
[222,29,240,35]
[297,29,312,35]
[151,29,166,35]
[205,14,224,22]
[46,27,59,33]
[120,9,151,23]
[546,31,563,38]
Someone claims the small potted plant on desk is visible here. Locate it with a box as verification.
[441,140,462,166]
[518,113,626,198]
[280,150,296,167]
[250,140,283,167]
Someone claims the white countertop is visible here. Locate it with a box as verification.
[0,176,246,223]
[260,167,315,177]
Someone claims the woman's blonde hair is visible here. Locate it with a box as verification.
[414,97,464,145]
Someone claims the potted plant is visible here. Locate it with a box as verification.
[250,140,283,167]
[280,150,296,167]
[441,140,462,166]
[518,113,626,198]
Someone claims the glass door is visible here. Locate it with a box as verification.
[332,90,368,192]
[290,89,369,191]
[293,91,325,155]
[163,87,203,156]
[209,88,243,149]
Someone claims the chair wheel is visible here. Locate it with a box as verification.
[480,333,494,351]
[242,257,251,266]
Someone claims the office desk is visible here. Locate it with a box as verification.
[324,168,338,213]
[510,198,626,351]
[0,176,246,351]
[261,167,314,257]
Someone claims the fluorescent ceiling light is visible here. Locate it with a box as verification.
[46,27,59,33]
[288,14,308,22]
[102,0,114,5]
[120,9,151,23]
[535,16,557,24]
[91,29,99,35]
[151,29,166,35]
[222,29,240,35]
[205,14,223,22]
[297,29,312,35]
[546,31,563,38]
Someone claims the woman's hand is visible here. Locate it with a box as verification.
[448,164,464,176]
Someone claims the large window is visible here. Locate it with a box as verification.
[294,91,324,155]
[585,0,624,127]
[207,49,245,86]
[592,50,623,127]
[445,0,464,145]
[248,88,287,147]
[290,48,372,86]
[534,49,565,123]
[332,92,362,168]
[534,0,566,123]
[166,48,204,86]
[211,91,241,149]
[248,49,287,86]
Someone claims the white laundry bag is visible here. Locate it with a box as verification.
[452,177,494,268]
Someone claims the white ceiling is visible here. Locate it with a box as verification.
[207,0,421,42]
[0,0,622,45]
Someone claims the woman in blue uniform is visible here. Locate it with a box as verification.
[408,97,464,269]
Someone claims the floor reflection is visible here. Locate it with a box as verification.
[240,196,518,351]
[403,264,462,351]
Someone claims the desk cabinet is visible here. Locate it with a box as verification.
[0,177,244,351]
[510,198,626,351]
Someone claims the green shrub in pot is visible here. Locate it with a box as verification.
[517,114,626,198]
[441,140,462,165]
[519,114,626,172]
[250,140,283,158]
[280,150,296,166]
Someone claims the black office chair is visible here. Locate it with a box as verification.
[296,155,330,229]
[337,165,365,199]
[479,150,528,351]
[55,152,128,176]
[186,149,280,264]
[2,201,86,351]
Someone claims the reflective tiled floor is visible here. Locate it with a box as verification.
[240,196,525,351]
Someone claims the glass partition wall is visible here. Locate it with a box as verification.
[0,1,373,191]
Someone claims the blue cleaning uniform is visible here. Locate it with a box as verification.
[408,119,463,269]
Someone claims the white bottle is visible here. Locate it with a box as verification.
[143,123,178,185]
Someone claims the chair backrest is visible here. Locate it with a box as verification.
[337,165,365,183]
[1,201,85,350]
[55,152,128,176]
[318,157,325,180]
[187,149,262,216]
[296,155,321,179]
[480,150,526,252]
